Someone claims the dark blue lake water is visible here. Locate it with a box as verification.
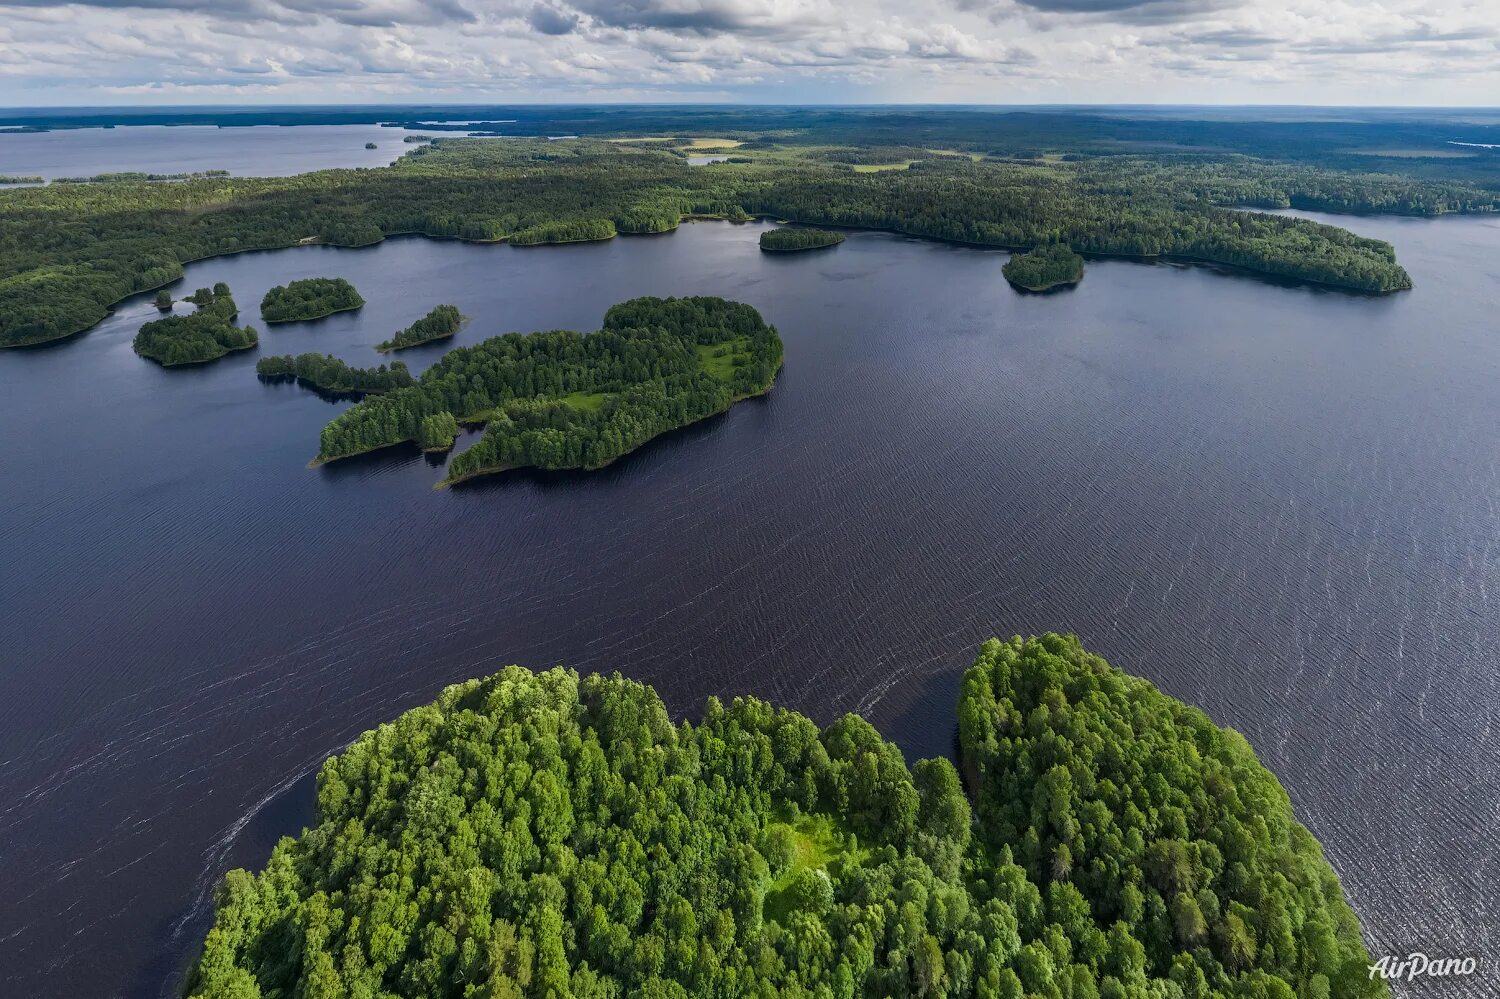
[0,203,1497,996]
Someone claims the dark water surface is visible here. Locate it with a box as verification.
[2,215,1498,997]
[0,124,429,180]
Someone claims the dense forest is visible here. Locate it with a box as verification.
[1002,245,1085,291]
[760,228,846,252]
[377,305,464,352]
[131,283,256,366]
[256,353,415,395]
[184,633,1387,999]
[5,130,1492,347]
[313,296,782,483]
[260,278,365,323]
[509,219,617,245]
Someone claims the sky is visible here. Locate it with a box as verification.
[0,0,1496,106]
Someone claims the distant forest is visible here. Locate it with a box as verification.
[3,109,1498,348]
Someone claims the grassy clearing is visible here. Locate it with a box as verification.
[605,136,744,150]
[853,161,914,173]
[696,338,751,382]
[762,811,863,925]
[559,390,612,412]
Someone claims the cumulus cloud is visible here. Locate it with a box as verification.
[0,0,1493,103]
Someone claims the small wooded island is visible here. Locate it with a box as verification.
[257,353,414,395]
[132,283,257,366]
[509,218,617,245]
[259,277,365,323]
[1004,243,1086,291]
[184,633,1388,999]
[313,296,782,485]
[760,227,846,252]
[376,304,464,352]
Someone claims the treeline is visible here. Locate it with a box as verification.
[132,282,256,366]
[260,277,364,323]
[377,304,463,352]
[0,175,44,184]
[3,136,1488,347]
[52,170,230,184]
[744,158,1416,293]
[256,352,414,395]
[185,634,1387,999]
[1002,243,1084,291]
[760,227,846,251]
[811,145,931,165]
[314,296,781,481]
[509,218,617,245]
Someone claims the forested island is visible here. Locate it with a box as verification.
[3,122,1497,348]
[1003,244,1085,291]
[260,277,365,323]
[760,228,846,252]
[376,304,464,352]
[131,283,256,366]
[314,296,783,484]
[185,633,1387,999]
[256,353,414,395]
[0,175,45,185]
[509,219,617,245]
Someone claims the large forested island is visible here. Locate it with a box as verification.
[314,295,783,485]
[6,109,1500,348]
[260,277,365,323]
[184,633,1387,999]
[131,283,256,366]
[1003,244,1086,292]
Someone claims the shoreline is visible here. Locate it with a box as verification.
[1,205,1421,350]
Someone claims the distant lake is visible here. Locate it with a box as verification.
[1,207,1498,996]
[0,123,433,179]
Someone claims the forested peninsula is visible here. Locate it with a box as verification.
[132,283,256,366]
[5,132,1491,347]
[760,228,846,252]
[1003,245,1085,292]
[377,304,464,352]
[185,633,1388,999]
[260,278,365,323]
[257,353,415,395]
[314,296,782,485]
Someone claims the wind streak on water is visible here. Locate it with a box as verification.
[0,217,1496,998]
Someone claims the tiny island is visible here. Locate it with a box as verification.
[1003,243,1086,291]
[260,277,365,323]
[364,142,378,149]
[132,283,257,366]
[376,304,463,352]
[257,353,414,396]
[760,227,846,252]
[312,295,783,485]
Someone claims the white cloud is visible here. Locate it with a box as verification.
[0,0,1494,103]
